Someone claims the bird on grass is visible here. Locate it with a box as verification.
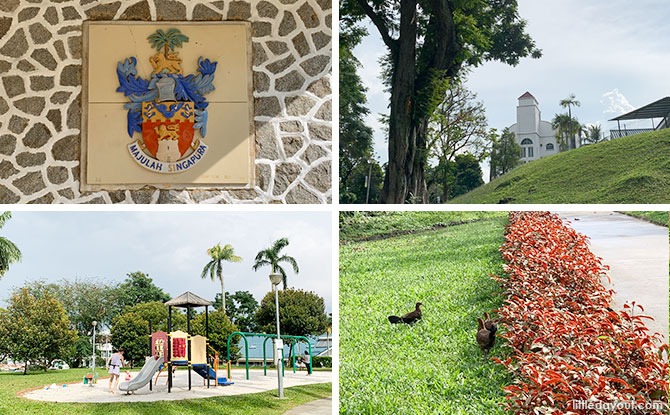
[388,302,422,324]
[477,313,497,351]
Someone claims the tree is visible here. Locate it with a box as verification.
[252,238,299,289]
[0,308,9,362]
[552,113,581,152]
[123,301,171,331]
[191,310,239,360]
[214,291,259,333]
[342,0,540,203]
[559,94,581,149]
[113,272,171,315]
[148,28,189,57]
[5,288,78,373]
[255,289,329,360]
[427,154,484,202]
[340,23,376,202]
[341,160,384,204]
[201,244,242,315]
[489,127,522,180]
[426,83,490,200]
[0,211,21,278]
[110,312,149,368]
[584,124,605,144]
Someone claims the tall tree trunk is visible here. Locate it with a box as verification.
[381,0,418,203]
[219,270,226,315]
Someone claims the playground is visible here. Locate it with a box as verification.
[21,368,331,403]
[21,291,331,405]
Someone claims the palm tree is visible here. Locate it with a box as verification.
[559,94,581,149]
[201,243,242,314]
[252,238,299,289]
[585,124,604,144]
[147,28,189,57]
[552,113,581,152]
[0,212,21,278]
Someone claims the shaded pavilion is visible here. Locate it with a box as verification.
[609,96,670,138]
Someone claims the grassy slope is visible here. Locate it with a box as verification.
[451,129,670,204]
[340,214,509,414]
[340,211,507,243]
[0,369,331,415]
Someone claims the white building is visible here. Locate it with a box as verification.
[508,92,573,162]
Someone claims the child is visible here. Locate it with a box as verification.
[125,370,132,381]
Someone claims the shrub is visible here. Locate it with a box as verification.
[311,356,331,368]
[493,212,668,415]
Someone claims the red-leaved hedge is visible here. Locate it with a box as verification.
[493,212,668,415]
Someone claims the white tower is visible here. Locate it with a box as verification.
[509,92,558,161]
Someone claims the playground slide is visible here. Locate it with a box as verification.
[192,363,216,380]
[119,356,164,393]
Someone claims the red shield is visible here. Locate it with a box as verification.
[141,101,195,162]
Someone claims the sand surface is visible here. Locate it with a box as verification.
[22,368,331,403]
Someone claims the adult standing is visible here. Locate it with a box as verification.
[106,349,124,393]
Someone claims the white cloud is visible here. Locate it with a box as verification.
[601,89,635,115]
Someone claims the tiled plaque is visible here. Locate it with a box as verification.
[81,21,254,191]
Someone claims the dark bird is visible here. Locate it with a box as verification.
[477,317,497,351]
[482,312,498,331]
[388,302,422,324]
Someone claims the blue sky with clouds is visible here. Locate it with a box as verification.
[0,210,333,312]
[354,0,670,171]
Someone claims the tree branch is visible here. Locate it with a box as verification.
[354,0,398,53]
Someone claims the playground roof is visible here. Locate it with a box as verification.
[165,291,212,308]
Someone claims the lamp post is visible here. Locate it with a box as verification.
[91,321,97,386]
[269,273,284,398]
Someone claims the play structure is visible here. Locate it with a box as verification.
[115,291,233,394]
[226,331,312,380]
[161,291,232,392]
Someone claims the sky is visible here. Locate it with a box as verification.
[0,210,333,313]
[353,0,670,174]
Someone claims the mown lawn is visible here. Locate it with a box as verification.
[0,369,331,415]
[340,211,507,243]
[621,211,668,226]
[340,213,510,414]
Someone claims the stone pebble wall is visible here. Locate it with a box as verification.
[0,0,332,203]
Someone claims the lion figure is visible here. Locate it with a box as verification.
[150,52,183,75]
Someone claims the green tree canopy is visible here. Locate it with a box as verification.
[201,243,242,315]
[122,301,186,332]
[256,289,328,337]
[213,291,260,333]
[489,127,522,180]
[256,289,329,360]
[4,288,78,373]
[252,238,299,289]
[0,211,21,278]
[113,271,171,315]
[191,310,239,361]
[110,311,149,367]
[342,0,540,203]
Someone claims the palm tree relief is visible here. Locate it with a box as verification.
[148,28,189,75]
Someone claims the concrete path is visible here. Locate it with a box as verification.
[282,397,332,414]
[556,211,669,343]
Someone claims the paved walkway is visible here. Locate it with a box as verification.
[557,212,669,343]
[282,397,332,414]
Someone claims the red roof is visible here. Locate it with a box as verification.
[518,91,536,100]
